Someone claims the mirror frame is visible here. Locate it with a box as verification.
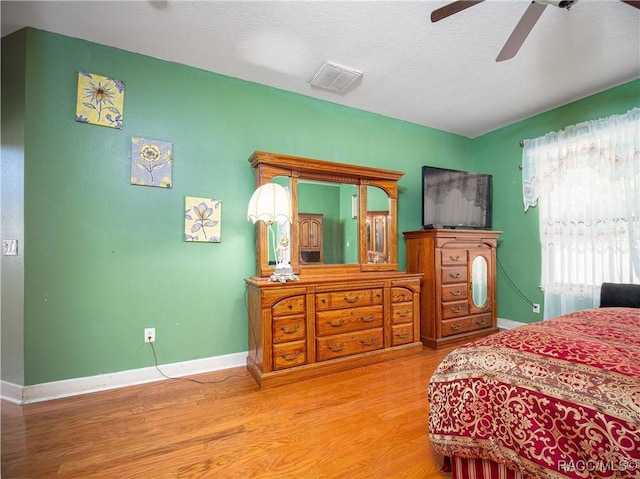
[249,151,403,277]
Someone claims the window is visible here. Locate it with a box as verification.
[522,108,640,318]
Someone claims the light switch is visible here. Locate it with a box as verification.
[2,239,18,256]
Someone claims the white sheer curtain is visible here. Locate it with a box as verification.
[522,108,640,319]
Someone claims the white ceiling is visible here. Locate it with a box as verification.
[2,0,639,138]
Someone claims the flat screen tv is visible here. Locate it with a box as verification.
[422,166,492,229]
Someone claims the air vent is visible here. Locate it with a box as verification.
[309,61,362,94]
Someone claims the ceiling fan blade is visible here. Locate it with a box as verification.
[431,1,484,22]
[496,1,547,62]
[621,0,640,9]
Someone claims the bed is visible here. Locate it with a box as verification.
[428,288,640,479]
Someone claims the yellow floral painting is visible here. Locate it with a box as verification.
[75,71,124,129]
[131,137,173,188]
[185,197,222,243]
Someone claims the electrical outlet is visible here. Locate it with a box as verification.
[532,303,540,314]
[144,327,155,343]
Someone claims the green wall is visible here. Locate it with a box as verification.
[2,28,470,386]
[472,79,640,323]
[3,28,637,387]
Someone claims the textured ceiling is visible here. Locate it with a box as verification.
[2,0,639,138]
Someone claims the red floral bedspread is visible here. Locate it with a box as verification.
[428,308,640,479]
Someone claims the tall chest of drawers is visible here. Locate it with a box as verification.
[245,272,423,388]
[403,229,501,349]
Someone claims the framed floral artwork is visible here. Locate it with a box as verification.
[75,71,124,129]
[131,137,173,188]
[184,197,222,243]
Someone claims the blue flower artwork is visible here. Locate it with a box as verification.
[131,137,173,188]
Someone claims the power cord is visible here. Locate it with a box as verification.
[147,340,246,385]
[496,255,535,307]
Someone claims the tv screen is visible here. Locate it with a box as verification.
[422,166,492,229]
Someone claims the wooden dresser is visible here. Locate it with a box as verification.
[403,229,501,349]
[246,151,424,388]
[245,272,423,388]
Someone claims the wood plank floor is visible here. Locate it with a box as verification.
[1,346,456,479]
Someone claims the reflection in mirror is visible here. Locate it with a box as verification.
[298,180,358,265]
[471,255,488,307]
[268,176,291,266]
[366,186,390,264]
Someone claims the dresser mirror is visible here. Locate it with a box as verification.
[471,255,488,307]
[249,151,403,277]
[298,180,359,265]
[365,185,390,264]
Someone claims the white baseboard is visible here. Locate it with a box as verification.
[497,317,527,330]
[1,351,248,405]
[1,381,24,405]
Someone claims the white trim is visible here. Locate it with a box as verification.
[1,381,24,405]
[498,317,529,330]
[1,351,248,405]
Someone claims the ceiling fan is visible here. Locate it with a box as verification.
[431,0,640,62]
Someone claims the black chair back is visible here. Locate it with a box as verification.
[599,282,640,308]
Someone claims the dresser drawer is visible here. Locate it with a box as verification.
[316,288,383,310]
[391,324,413,346]
[441,266,467,284]
[441,300,469,319]
[273,340,306,369]
[316,305,383,336]
[391,287,413,303]
[316,328,383,361]
[441,284,468,302]
[273,314,306,343]
[391,302,413,324]
[272,295,305,315]
[442,314,492,337]
[441,250,466,266]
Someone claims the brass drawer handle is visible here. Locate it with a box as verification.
[396,331,410,339]
[280,324,300,334]
[450,306,462,313]
[327,318,345,327]
[287,304,294,310]
[451,290,462,296]
[328,342,345,352]
[477,318,487,325]
[360,337,377,346]
[450,324,461,331]
[449,255,461,262]
[360,314,375,323]
[449,272,461,279]
[280,351,300,362]
[396,310,410,318]
[343,294,360,303]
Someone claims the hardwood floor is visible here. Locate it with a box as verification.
[1,346,456,479]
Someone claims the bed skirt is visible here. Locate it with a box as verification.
[451,456,522,479]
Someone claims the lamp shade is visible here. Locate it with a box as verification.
[247,183,292,224]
